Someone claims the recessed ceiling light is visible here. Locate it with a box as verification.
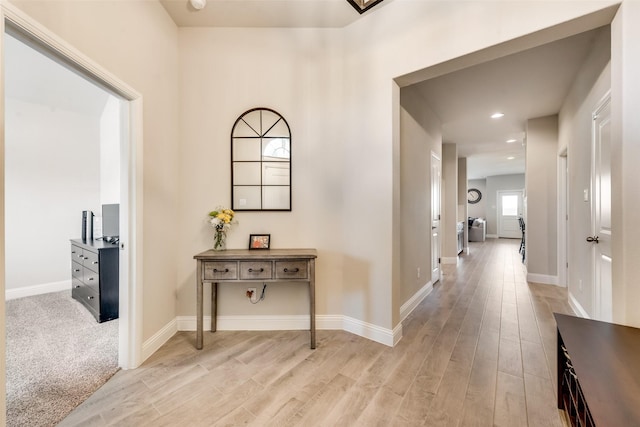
[506,139,517,143]
[507,156,515,160]
[491,112,505,119]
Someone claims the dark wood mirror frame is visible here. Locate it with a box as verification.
[231,108,291,211]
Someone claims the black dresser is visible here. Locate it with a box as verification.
[70,239,119,322]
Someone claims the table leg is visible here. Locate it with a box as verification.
[196,261,203,350]
[211,282,218,332]
[309,259,316,349]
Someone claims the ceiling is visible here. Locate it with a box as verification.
[159,0,385,28]
[411,27,606,180]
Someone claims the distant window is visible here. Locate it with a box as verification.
[502,195,518,216]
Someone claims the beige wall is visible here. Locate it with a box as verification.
[7,0,181,341]
[458,158,468,248]
[176,27,345,321]
[559,27,610,316]
[442,143,458,260]
[612,1,640,327]
[398,88,441,313]
[526,115,559,278]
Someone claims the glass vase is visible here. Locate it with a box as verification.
[213,229,227,251]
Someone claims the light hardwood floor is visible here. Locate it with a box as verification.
[60,238,573,426]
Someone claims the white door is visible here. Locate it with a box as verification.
[431,152,441,284]
[591,95,612,322]
[498,190,523,238]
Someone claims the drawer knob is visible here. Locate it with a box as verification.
[88,277,95,281]
[87,296,94,300]
[74,269,80,273]
[248,268,264,273]
[74,285,80,289]
[213,268,229,273]
[284,268,299,273]
[78,254,84,258]
[92,261,98,265]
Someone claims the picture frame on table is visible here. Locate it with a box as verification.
[249,234,270,250]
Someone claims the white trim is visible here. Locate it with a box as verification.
[558,151,568,288]
[0,2,144,370]
[441,257,458,265]
[526,273,559,286]
[568,291,590,319]
[177,314,397,347]
[399,281,433,322]
[5,280,70,300]
[486,234,498,239]
[341,315,396,347]
[142,318,177,362]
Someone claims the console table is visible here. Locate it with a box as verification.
[194,248,317,350]
[555,313,640,426]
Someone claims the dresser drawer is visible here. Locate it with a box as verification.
[84,270,100,293]
[275,261,308,279]
[83,250,100,272]
[71,245,86,263]
[71,261,83,280]
[72,281,99,317]
[203,262,238,280]
[239,261,272,280]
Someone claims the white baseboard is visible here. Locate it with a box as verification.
[142,318,178,362]
[568,292,590,319]
[176,314,397,347]
[5,279,71,300]
[342,315,397,347]
[399,281,433,322]
[441,257,458,265]
[486,234,498,238]
[527,273,559,286]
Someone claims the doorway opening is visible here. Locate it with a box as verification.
[1,8,143,374]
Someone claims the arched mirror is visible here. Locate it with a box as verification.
[231,108,291,211]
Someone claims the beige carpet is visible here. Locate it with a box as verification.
[6,290,119,426]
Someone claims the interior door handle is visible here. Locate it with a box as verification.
[586,236,599,243]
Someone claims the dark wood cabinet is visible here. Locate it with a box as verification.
[555,313,640,426]
[71,239,119,322]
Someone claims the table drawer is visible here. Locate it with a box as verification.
[239,261,272,280]
[275,261,308,279]
[204,262,238,280]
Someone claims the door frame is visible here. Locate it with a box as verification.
[558,149,568,287]
[0,3,144,370]
[431,151,441,284]
[591,92,612,321]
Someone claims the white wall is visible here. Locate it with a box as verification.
[468,178,487,219]
[5,98,101,293]
[526,115,559,279]
[484,174,526,236]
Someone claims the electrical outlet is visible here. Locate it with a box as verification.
[417,267,421,279]
[246,287,257,303]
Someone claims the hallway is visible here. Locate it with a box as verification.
[60,238,572,426]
